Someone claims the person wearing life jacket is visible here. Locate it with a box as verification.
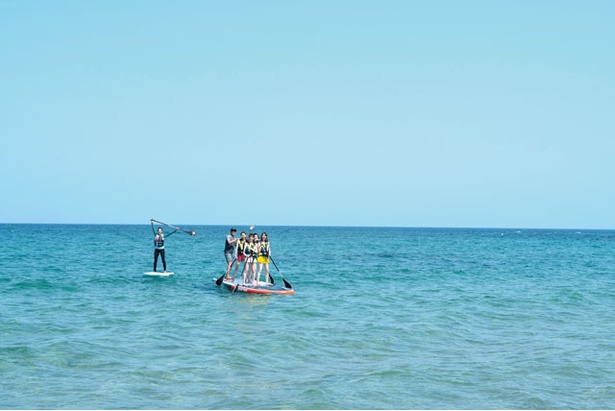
[150,219,179,272]
[232,231,248,280]
[256,232,271,285]
[244,233,259,285]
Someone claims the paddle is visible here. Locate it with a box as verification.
[151,219,196,236]
[216,258,235,286]
[269,256,292,289]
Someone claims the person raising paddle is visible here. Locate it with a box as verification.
[150,219,179,273]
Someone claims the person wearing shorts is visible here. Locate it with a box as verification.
[244,233,259,285]
[232,231,248,280]
[224,228,238,280]
[256,232,271,285]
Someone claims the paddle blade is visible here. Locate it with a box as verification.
[282,278,292,289]
[215,274,225,286]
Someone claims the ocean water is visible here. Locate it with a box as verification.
[1,224,614,409]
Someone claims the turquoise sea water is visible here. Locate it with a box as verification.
[1,224,614,409]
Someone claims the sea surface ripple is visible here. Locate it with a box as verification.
[1,224,614,409]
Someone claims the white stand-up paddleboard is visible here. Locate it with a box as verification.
[143,271,175,277]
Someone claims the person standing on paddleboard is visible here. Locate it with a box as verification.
[150,219,179,273]
[244,233,259,285]
[256,232,271,285]
[224,228,239,280]
[232,231,248,280]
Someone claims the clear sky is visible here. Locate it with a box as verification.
[1,0,614,229]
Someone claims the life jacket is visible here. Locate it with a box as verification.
[237,240,247,255]
[259,241,270,257]
[154,234,164,249]
[247,243,258,257]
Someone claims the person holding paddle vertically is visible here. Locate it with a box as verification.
[232,231,248,280]
[256,232,272,285]
[150,219,179,273]
[244,233,259,285]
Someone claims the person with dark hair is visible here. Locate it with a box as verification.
[224,228,239,280]
[232,231,248,280]
[257,232,271,285]
[245,233,259,285]
[150,219,179,272]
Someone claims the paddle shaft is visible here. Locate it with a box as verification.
[269,256,292,289]
[151,219,196,236]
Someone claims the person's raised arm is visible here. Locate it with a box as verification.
[166,227,180,237]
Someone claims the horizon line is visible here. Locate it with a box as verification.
[1,221,613,231]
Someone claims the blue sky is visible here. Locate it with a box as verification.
[1,1,614,229]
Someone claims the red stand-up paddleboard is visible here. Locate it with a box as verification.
[213,277,295,295]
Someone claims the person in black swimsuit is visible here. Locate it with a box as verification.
[151,219,179,272]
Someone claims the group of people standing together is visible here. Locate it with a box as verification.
[224,228,272,286]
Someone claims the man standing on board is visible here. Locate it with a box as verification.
[224,228,239,280]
